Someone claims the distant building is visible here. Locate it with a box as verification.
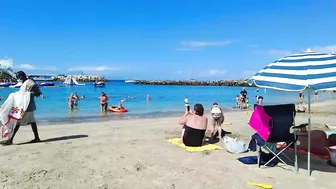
[0,58,14,71]
[0,58,15,79]
[28,74,58,81]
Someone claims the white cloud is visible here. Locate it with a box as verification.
[17,64,36,70]
[242,70,258,77]
[174,70,182,74]
[252,45,336,58]
[197,69,227,77]
[173,48,202,51]
[16,64,57,71]
[207,69,227,76]
[174,40,234,51]
[310,45,336,53]
[67,66,120,72]
[180,40,233,48]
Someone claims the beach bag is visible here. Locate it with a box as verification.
[223,136,248,154]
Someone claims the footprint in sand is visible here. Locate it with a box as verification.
[133,163,144,172]
[26,170,48,182]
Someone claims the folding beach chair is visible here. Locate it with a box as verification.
[251,104,298,171]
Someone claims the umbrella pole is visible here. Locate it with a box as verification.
[307,90,311,176]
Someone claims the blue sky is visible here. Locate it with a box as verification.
[1,0,336,80]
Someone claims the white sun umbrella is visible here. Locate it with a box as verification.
[249,49,336,176]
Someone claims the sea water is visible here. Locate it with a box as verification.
[0,80,334,124]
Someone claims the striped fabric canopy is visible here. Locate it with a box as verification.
[249,49,336,91]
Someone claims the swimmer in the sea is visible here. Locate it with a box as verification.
[81,94,86,99]
[73,93,79,103]
[118,99,125,109]
[146,94,151,102]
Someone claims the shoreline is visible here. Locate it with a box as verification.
[34,98,333,125]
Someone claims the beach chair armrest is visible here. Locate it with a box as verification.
[293,123,309,129]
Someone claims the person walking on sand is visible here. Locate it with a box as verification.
[0,71,42,145]
[210,102,225,141]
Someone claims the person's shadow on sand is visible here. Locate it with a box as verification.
[17,134,89,145]
[207,129,232,144]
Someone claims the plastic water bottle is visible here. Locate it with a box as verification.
[184,97,189,105]
[184,97,190,112]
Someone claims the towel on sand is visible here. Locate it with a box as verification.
[166,138,223,152]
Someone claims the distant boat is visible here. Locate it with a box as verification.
[188,65,197,81]
[39,82,55,87]
[0,83,11,87]
[94,81,105,87]
[63,75,85,86]
[9,82,22,88]
[125,79,136,83]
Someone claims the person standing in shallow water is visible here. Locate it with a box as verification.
[0,71,42,145]
[99,92,108,112]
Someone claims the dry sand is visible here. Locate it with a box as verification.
[1,101,336,189]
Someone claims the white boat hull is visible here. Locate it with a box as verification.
[125,80,136,83]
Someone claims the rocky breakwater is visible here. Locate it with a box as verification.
[135,79,254,87]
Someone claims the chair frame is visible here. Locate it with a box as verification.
[256,111,298,172]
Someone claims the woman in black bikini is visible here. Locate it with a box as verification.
[99,92,108,112]
[178,104,208,147]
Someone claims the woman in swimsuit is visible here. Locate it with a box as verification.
[67,93,75,109]
[178,104,208,147]
[99,92,108,112]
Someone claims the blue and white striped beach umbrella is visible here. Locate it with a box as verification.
[249,49,336,91]
[249,49,336,176]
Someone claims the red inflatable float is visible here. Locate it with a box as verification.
[108,106,128,113]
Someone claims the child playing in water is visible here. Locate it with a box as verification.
[235,95,240,108]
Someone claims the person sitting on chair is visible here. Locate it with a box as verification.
[178,104,208,147]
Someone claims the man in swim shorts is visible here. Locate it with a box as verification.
[1,71,42,145]
[211,102,224,140]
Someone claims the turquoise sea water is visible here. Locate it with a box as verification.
[0,80,334,124]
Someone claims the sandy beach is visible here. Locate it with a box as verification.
[1,101,336,189]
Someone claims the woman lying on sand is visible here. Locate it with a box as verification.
[178,104,208,147]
